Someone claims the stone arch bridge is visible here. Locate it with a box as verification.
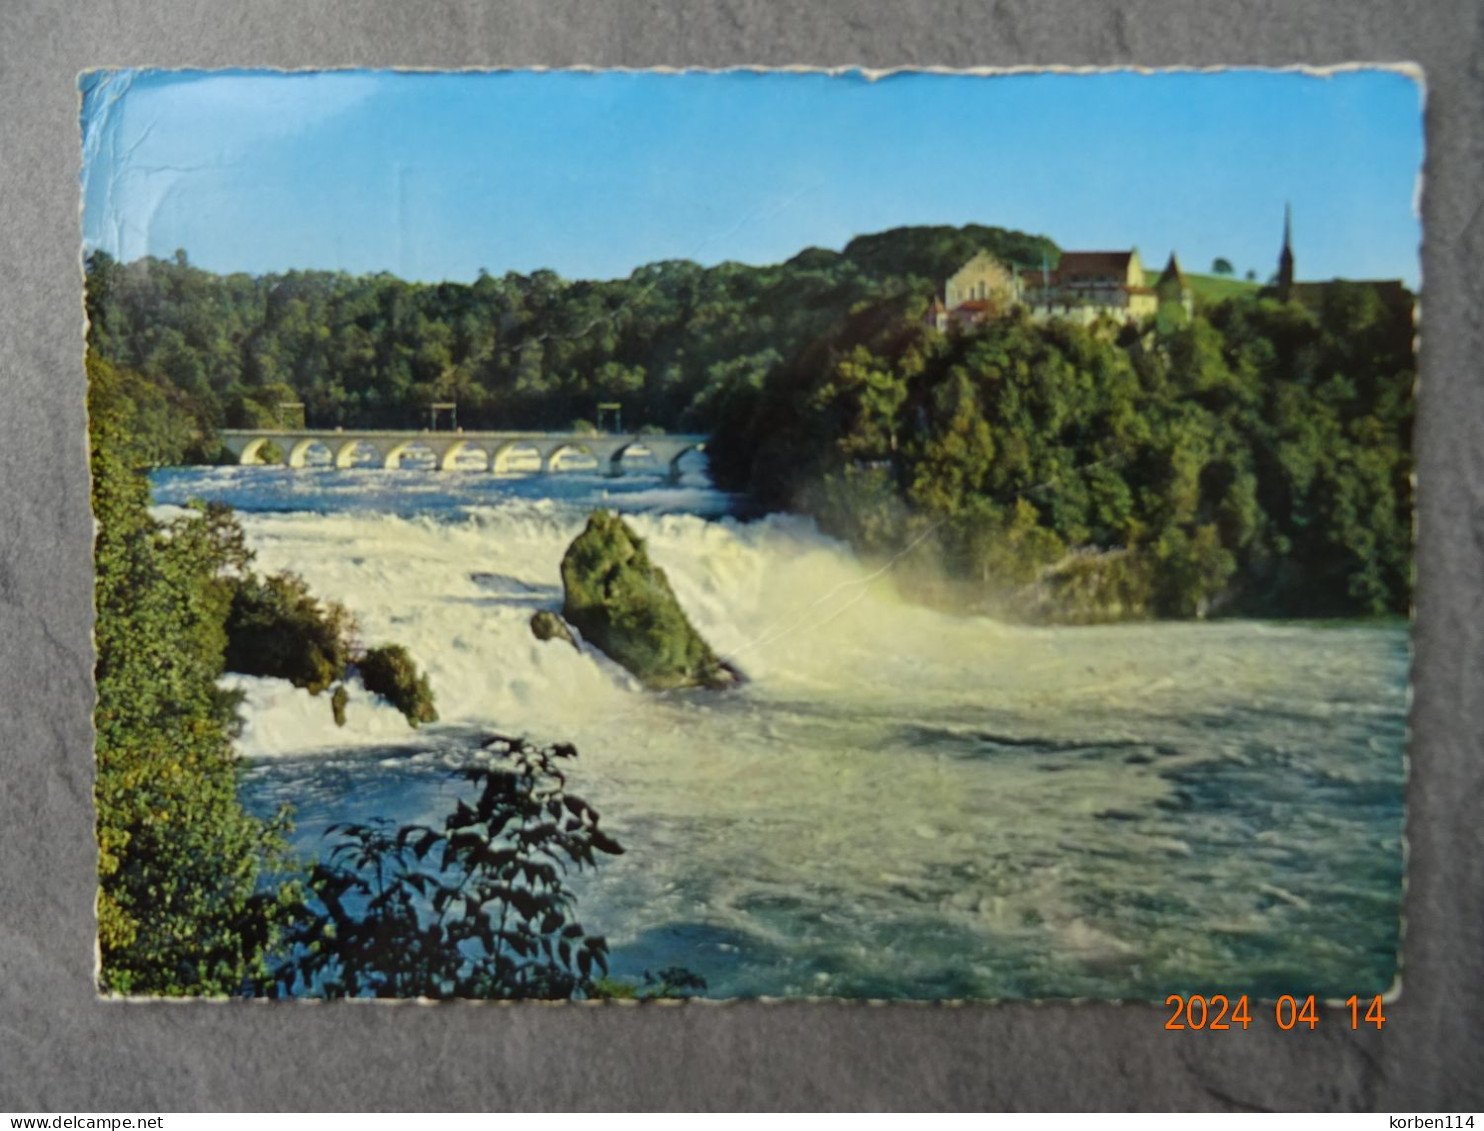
[219,429,708,478]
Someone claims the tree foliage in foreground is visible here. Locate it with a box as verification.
[276,736,622,999]
[92,353,298,994]
[91,352,441,990]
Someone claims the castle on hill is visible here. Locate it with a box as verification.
[926,246,1193,331]
[928,210,1413,334]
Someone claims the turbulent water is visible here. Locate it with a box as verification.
[151,462,1407,1001]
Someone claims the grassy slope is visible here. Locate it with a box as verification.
[1181,272,1264,303]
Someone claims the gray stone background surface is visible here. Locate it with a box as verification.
[1,0,1480,1112]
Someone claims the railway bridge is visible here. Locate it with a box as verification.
[219,429,708,478]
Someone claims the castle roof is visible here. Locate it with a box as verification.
[1157,252,1186,287]
[1058,251,1137,279]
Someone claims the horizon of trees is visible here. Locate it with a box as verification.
[84,224,1061,450]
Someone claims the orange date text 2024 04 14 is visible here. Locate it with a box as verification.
[1163,993,1388,1030]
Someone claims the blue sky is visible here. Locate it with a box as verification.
[80,68,1424,287]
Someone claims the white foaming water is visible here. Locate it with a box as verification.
[152,466,1407,1000]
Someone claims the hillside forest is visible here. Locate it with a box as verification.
[84,222,1414,621]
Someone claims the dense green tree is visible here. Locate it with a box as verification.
[91,354,297,994]
[83,225,1058,442]
[712,282,1413,621]
[224,572,358,696]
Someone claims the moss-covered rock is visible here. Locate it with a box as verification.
[358,644,439,727]
[331,683,349,727]
[530,609,578,650]
[560,510,740,691]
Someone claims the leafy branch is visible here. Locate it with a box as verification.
[276,735,623,1000]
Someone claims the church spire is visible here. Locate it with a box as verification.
[1278,202,1295,301]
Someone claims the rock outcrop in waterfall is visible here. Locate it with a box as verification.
[560,510,741,691]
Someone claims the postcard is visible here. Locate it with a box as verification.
[80,67,1419,1003]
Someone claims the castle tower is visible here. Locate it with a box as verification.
[1156,252,1193,319]
[1277,203,1295,301]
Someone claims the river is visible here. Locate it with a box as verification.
[150,460,1407,1001]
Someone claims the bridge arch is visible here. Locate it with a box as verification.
[543,442,596,473]
[222,429,710,477]
[491,441,543,475]
[237,437,281,466]
[666,441,707,481]
[287,438,334,468]
[439,439,491,471]
[333,439,384,468]
[382,440,438,470]
[606,440,656,477]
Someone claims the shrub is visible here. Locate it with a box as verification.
[357,644,438,726]
[276,736,622,999]
[223,571,357,695]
